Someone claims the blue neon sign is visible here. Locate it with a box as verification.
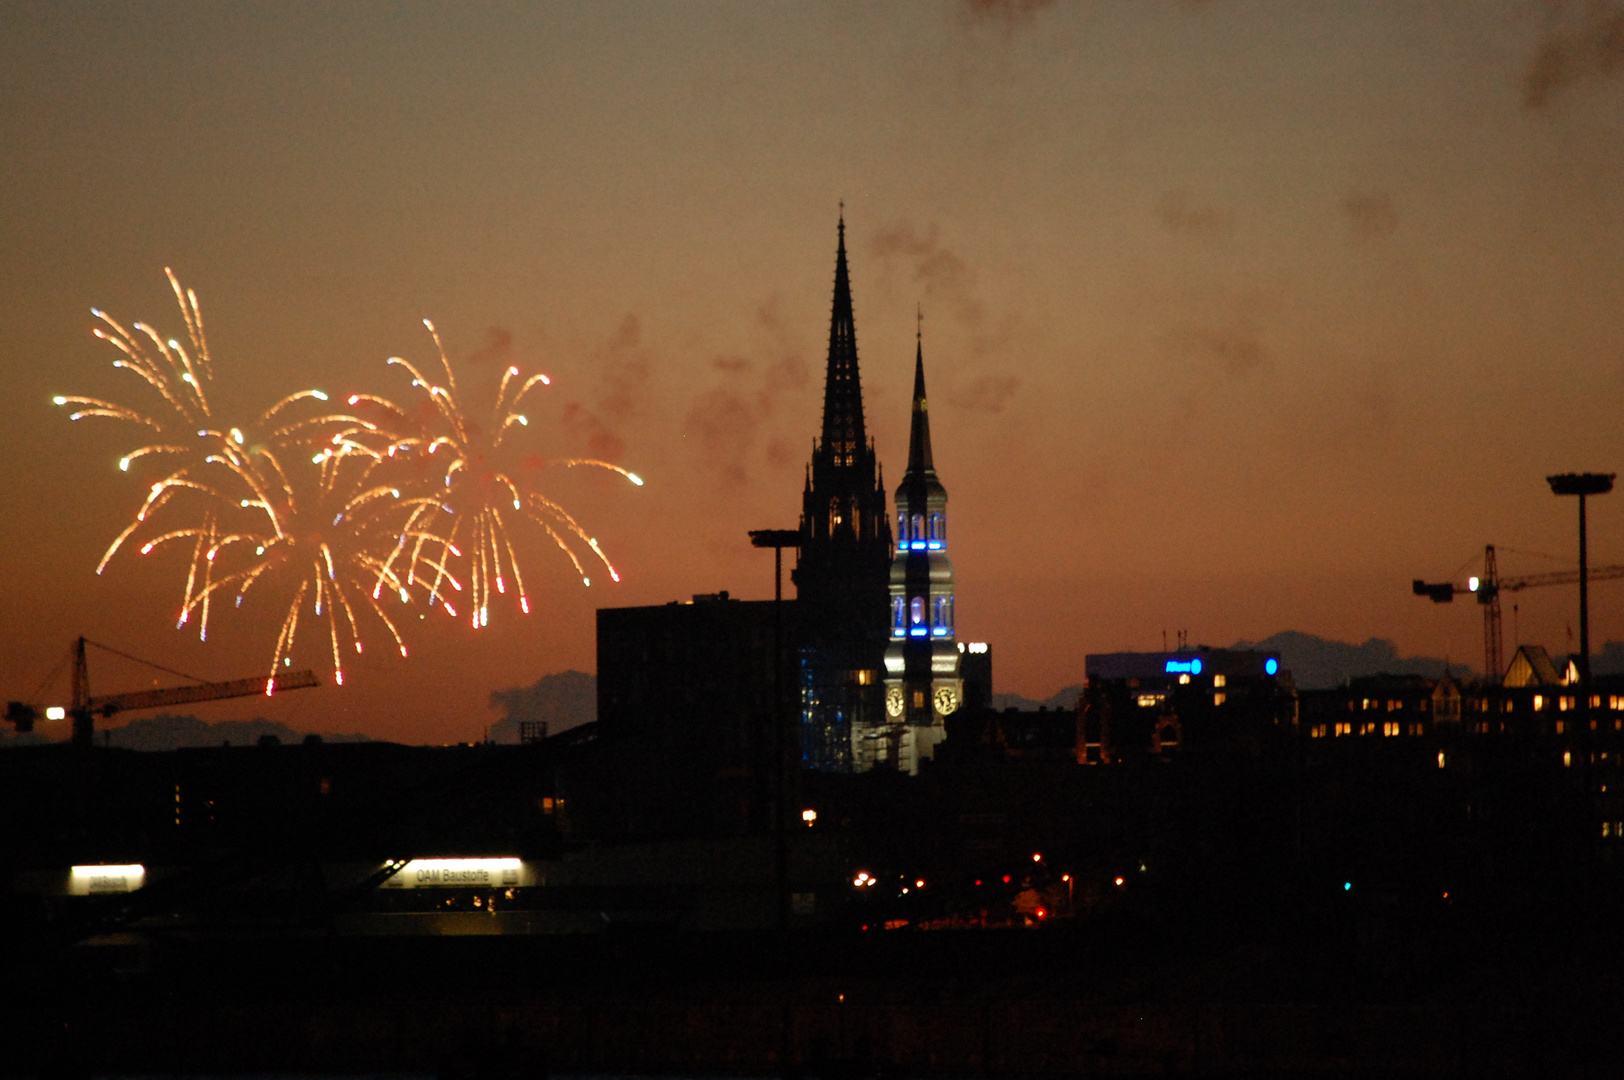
[1164,657,1203,675]
[1265,658,1279,676]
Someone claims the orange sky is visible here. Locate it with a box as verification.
[5,2,1624,743]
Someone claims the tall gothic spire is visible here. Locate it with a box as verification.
[905,332,935,477]
[820,214,867,463]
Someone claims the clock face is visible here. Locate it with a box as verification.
[885,687,905,718]
[934,687,959,716]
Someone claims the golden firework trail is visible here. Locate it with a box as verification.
[175,444,443,688]
[55,270,420,685]
[363,319,643,629]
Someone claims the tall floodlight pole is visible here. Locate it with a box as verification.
[1547,474,1615,695]
[750,528,801,931]
[1548,473,1615,834]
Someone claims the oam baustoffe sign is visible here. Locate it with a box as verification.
[380,857,534,889]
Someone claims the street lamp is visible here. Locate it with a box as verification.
[750,527,801,931]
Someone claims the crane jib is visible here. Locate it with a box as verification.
[86,670,321,717]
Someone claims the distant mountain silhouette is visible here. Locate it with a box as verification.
[1231,631,1473,690]
[489,670,597,743]
[0,713,373,751]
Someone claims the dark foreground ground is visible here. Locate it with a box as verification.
[7,881,1624,1080]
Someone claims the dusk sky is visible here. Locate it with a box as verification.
[5,1,1624,743]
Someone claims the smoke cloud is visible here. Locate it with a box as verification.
[1523,4,1624,108]
[463,326,513,366]
[681,297,812,487]
[1172,320,1270,377]
[1342,192,1399,241]
[1155,190,1232,238]
[871,221,986,325]
[561,314,654,463]
[963,0,1057,30]
[947,373,1020,413]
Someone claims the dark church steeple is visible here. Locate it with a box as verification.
[818,215,868,468]
[793,215,894,772]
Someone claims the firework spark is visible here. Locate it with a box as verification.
[362,319,643,629]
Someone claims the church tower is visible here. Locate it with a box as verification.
[878,333,962,774]
[793,215,893,771]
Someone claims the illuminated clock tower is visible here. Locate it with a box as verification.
[877,333,961,774]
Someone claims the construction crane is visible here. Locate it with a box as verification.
[1413,544,1624,682]
[5,637,319,749]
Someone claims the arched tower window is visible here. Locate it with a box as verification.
[829,497,843,532]
[911,513,924,543]
[897,512,907,541]
[910,596,924,627]
[892,597,905,634]
[930,513,943,541]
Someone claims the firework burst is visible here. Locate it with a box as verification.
[55,270,424,684]
[360,319,643,629]
[179,443,443,687]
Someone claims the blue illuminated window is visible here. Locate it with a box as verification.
[910,596,924,626]
[892,597,905,633]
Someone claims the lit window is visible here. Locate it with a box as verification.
[1383,721,1399,737]
[1556,719,1565,734]
[1437,751,1446,768]
[1591,695,1601,710]
[910,596,924,625]
[1564,751,1573,767]
[1334,722,1352,736]
[1559,696,1571,712]
[1213,692,1226,706]
[1534,695,1545,711]
[892,598,905,634]
[1178,674,1191,685]
[1136,694,1164,708]
[1213,675,1226,688]
[897,512,907,540]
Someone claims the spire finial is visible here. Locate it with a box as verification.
[916,303,922,342]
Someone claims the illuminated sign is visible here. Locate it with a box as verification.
[69,864,144,895]
[380,857,531,889]
[1265,658,1279,676]
[1164,658,1203,675]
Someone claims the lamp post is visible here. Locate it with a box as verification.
[750,528,801,931]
